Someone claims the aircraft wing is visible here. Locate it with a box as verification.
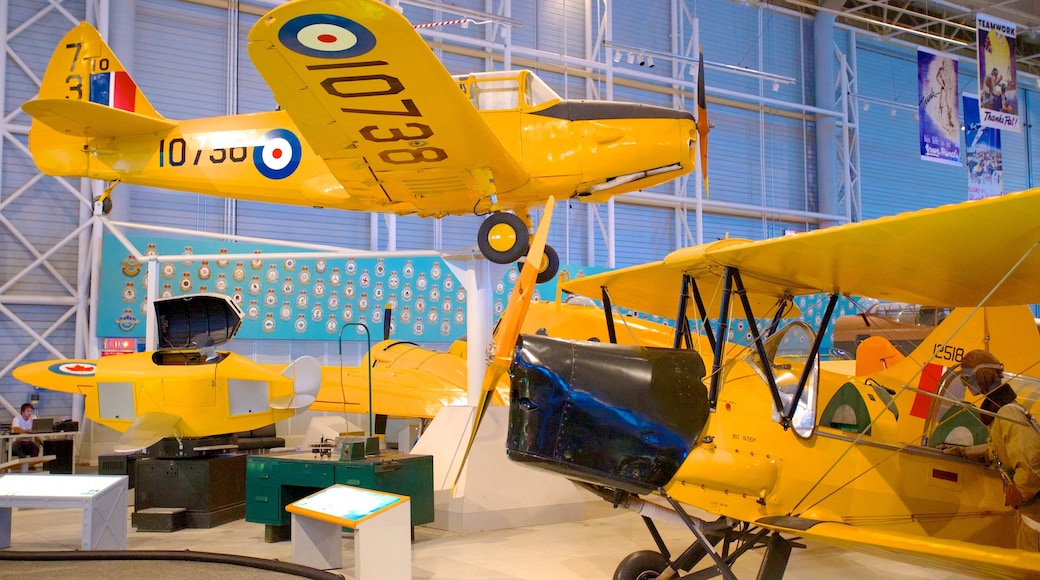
[11,359,98,394]
[758,515,1040,579]
[113,412,182,453]
[564,187,1040,315]
[312,367,473,419]
[247,0,529,214]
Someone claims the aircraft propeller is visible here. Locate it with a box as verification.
[451,196,556,494]
[697,46,710,198]
[270,356,322,409]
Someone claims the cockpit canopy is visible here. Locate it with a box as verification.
[154,293,243,350]
[453,70,561,111]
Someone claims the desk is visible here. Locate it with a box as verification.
[246,452,433,541]
[1,431,78,473]
[0,474,128,550]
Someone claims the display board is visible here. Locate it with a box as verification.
[286,484,407,528]
[98,233,602,341]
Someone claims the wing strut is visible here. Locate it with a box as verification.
[687,273,717,352]
[708,268,735,409]
[673,274,694,349]
[731,269,785,414]
[781,293,839,427]
[600,286,618,344]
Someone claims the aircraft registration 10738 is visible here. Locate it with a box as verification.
[503,188,1040,578]
[21,0,701,282]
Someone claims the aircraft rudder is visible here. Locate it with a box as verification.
[37,21,162,119]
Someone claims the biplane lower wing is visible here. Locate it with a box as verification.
[758,516,1040,579]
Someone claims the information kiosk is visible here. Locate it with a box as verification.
[286,484,410,579]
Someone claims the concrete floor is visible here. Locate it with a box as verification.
[1,481,984,579]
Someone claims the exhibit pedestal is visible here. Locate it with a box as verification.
[134,452,246,528]
[0,474,128,550]
[288,486,411,579]
[411,405,593,533]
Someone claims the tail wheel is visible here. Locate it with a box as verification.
[93,195,113,215]
[520,243,560,284]
[478,212,529,264]
[613,550,669,580]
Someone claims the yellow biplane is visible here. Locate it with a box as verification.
[22,0,699,279]
[499,187,1040,578]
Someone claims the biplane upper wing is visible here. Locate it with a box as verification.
[247,0,530,214]
[564,187,1040,313]
[758,516,1040,579]
[562,238,807,320]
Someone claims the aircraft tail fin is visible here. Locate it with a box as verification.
[898,306,1040,376]
[22,22,173,176]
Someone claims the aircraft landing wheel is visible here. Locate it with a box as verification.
[520,243,560,284]
[93,195,113,215]
[478,212,529,264]
[613,550,668,580]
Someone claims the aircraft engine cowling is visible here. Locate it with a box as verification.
[507,334,710,494]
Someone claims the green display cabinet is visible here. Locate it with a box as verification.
[246,453,433,541]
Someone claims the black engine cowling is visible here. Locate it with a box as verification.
[507,334,710,494]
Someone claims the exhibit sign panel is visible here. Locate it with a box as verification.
[917,48,960,166]
[963,93,1003,200]
[976,14,1020,132]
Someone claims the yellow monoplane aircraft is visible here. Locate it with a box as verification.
[12,288,676,454]
[500,187,1040,578]
[12,293,323,453]
[22,0,699,280]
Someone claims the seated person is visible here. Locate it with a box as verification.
[11,402,40,459]
[938,350,1040,552]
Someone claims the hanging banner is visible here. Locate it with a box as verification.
[917,48,960,165]
[977,14,1020,132]
[963,93,1003,199]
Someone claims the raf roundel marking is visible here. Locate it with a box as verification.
[254,129,302,180]
[278,14,376,59]
[50,362,97,377]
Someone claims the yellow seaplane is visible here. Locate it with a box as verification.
[22,0,701,280]
[498,188,1040,578]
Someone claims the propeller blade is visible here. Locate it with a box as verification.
[383,306,392,340]
[697,45,709,199]
[271,356,321,409]
[451,196,555,495]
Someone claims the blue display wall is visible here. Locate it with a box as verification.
[98,233,584,342]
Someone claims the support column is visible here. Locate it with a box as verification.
[814,6,839,228]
